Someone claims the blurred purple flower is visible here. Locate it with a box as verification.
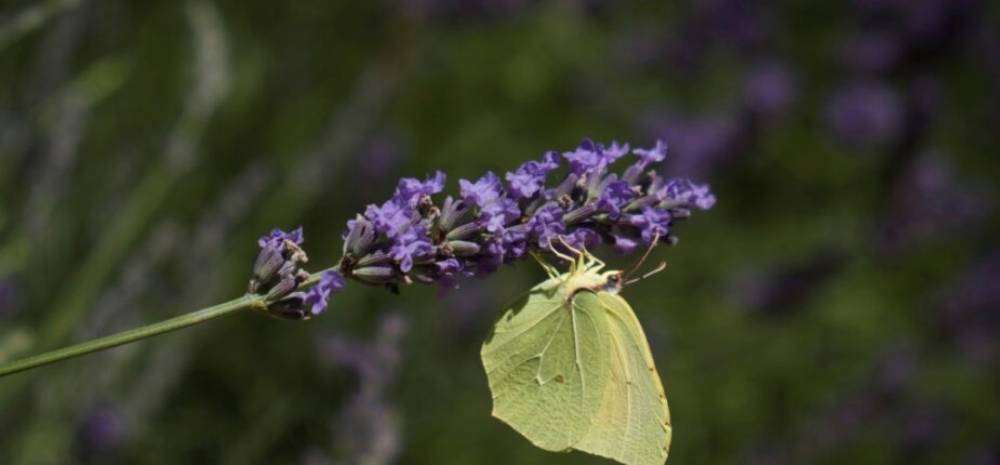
[966,447,1000,465]
[694,0,766,50]
[358,136,403,182]
[872,346,918,394]
[900,407,949,454]
[320,314,408,465]
[878,153,989,254]
[645,112,742,180]
[826,80,904,149]
[401,0,531,23]
[840,32,901,72]
[937,252,1000,365]
[444,281,493,337]
[743,61,797,118]
[729,252,845,317]
[0,274,19,317]
[76,407,124,456]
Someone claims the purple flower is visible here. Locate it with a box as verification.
[250,227,349,320]
[460,172,520,232]
[624,140,669,184]
[526,203,566,248]
[563,228,603,250]
[389,226,434,272]
[658,178,717,210]
[303,270,346,316]
[633,140,668,165]
[506,151,560,199]
[365,199,413,237]
[252,226,309,295]
[497,226,529,261]
[826,81,904,149]
[258,226,304,248]
[595,180,637,218]
[625,206,673,244]
[337,139,714,291]
[460,171,503,208]
[609,233,640,255]
[394,171,446,208]
[562,139,629,175]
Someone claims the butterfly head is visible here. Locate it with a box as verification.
[600,270,626,295]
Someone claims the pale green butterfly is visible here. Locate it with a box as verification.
[481,240,671,465]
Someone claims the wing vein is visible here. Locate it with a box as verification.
[570,302,586,396]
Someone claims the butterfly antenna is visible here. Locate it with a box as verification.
[625,261,667,285]
[624,232,661,281]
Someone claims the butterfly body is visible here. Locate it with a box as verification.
[481,253,672,465]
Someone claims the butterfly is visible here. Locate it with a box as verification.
[481,241,672,465]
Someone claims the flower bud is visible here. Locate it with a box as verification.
[356,250,392,267]
[551,172,579,200]
[344,216,376,257]
[445,221,482,241]
[438,196,470,232]
[266,295,310,320]
[252,243,285,285]
[265,274,300,301]
[352,266,396,284]
[446,240,481,257]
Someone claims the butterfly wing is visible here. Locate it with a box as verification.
[481,275,613,452]
[482,274,671,465]
[572,291,672,465]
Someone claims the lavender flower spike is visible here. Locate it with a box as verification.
[248,226,345,320]
[338,138,715,291]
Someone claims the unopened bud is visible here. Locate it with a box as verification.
[352,266,396,285]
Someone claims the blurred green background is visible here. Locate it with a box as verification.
[1,1,998,464]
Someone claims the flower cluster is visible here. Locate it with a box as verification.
[249,227,346,320]
[338,139,715,291]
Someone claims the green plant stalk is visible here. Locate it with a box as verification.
[0,294,263,378]
[0,265,341,378]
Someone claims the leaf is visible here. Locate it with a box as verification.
[481,272,672,465]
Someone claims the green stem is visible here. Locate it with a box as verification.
[0,294,264,378]
[0,265,342,378]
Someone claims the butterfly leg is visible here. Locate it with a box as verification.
[579,242,605,272]
[531,251,561,280]
[546,237,578,268]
